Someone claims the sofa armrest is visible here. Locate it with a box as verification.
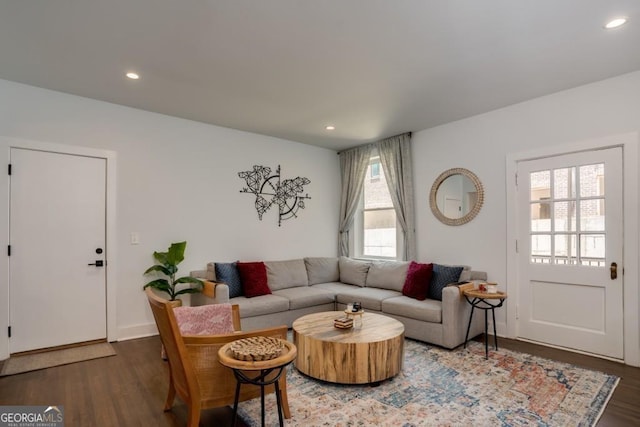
[190,269,214,281]
[440,286,481,349]
[191,280,231,306]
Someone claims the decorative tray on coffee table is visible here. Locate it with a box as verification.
[344,308,364,316]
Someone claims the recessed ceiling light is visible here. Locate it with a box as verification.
[604,17,628,29]
[126,72,140,80]
[325,125,335,131]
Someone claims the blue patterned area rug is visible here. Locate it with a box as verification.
[238,339,618,427]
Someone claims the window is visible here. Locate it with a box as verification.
[370,161,380,180]
[529,164,606,267]
[353,151,401,259]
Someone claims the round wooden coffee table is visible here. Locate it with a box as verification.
[292,311,404,384]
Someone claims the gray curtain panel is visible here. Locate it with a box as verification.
[377,132,417,261]
[338,145,371,256]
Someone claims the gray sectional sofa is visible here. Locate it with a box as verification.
[190,256,486,349]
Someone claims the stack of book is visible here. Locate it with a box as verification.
[333,316,354,329]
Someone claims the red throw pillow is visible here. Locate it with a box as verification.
[402,261,433,300]
[237,261,271,297]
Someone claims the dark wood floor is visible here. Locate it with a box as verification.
[0,335,638,426]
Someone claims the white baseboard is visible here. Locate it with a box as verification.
[486,321,508,338]
[117,322,158,341]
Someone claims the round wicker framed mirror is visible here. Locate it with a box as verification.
[429,168,484,226]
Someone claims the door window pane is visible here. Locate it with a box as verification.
[530,171,550,201]
[554,167,576,199]
[554,201,576,232]
[531,234,551,259]
[580,200,605,232]
[530,202,551,231]
[554,234,577,265]
[580,234,605,266]
[579,164,604,197]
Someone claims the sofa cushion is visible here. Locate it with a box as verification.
[335,287,401,311]
[428,264,464,301]
[214,262,243,298]
[273,287,336,310]
[304,257,340,285]
[339,257,370,287]
[366,261,409,292]
[265,259,308,291]
[402,261,433,301]
[230,294,289,317]
[311,282,361,296]
[237,261,271,297]
[382,296,442,323]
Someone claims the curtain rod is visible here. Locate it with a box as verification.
[336,132,412,155]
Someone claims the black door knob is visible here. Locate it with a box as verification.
[88,260,104,267]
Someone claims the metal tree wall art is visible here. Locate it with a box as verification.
[238,165,311,226]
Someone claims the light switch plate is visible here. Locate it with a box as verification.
[130,232,140,245]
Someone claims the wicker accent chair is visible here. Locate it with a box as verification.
[145,288,291,427]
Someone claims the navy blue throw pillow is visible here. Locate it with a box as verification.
[428,264,464,301]
[215,262,243,298]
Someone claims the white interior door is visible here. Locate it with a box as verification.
[444,197,462,219]
[9,148,107,353]
[517,147,623,359]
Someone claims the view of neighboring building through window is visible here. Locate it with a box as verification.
[529,163,605,266]
[370,161,380,180]
[360,153,397,258]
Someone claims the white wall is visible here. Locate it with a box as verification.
[2,70,638,362]
[0,79,340,357]
[412,70,640,364]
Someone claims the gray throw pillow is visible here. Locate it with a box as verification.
[214,262,243,298]
[428,264,464,301]
[339,257,370,287]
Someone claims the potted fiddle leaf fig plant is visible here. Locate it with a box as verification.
[143,241,203,301]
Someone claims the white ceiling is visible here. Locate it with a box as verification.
[0,1,638,151]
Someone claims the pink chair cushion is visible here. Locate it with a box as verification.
[173,303,235,335]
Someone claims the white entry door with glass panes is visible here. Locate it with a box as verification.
[517,147,623,359]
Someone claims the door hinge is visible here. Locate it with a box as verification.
[515,172,518,187]
[515,240,518,253]
[7,245,10,256]
[515,304,519,320]
[7,164,11,175]
[7,326,11,338]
